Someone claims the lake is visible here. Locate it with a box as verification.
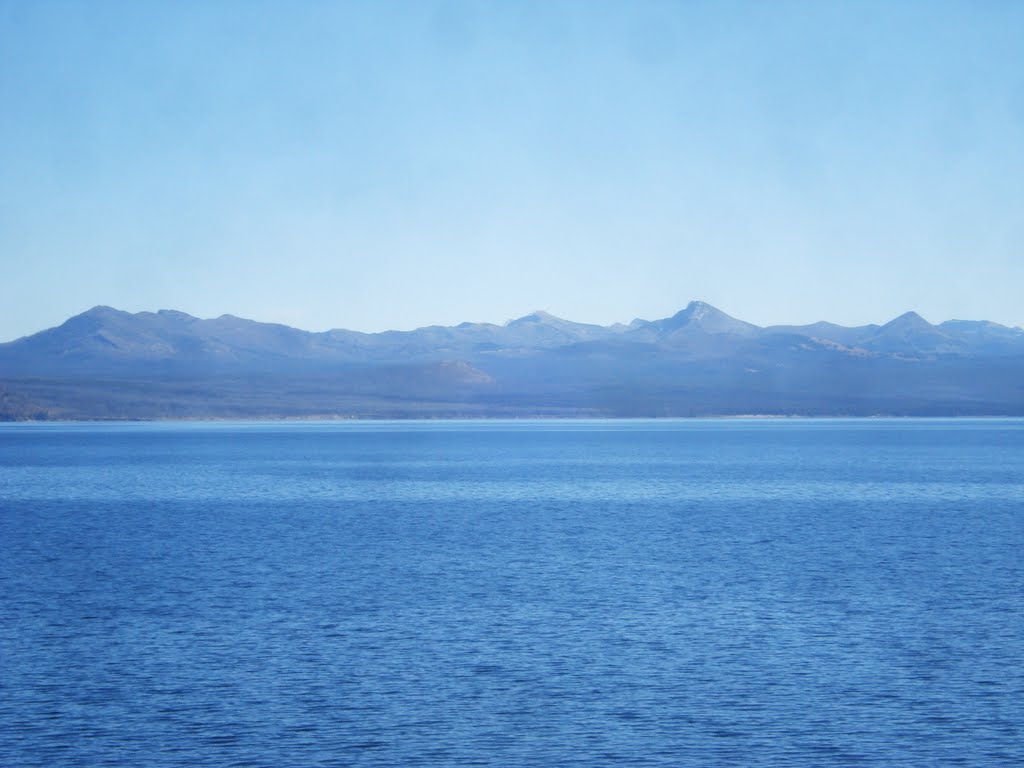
[1,419,1022,766]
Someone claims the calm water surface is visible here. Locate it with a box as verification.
[1,419,1022,766]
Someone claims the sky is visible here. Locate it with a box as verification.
[1,0,1023,341]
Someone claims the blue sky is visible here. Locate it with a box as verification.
[2,1,1023,340]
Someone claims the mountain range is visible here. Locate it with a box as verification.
[1,301,1022,419]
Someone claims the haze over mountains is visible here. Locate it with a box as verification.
[1,302,1022,419]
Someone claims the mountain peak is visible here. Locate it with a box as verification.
[80,305,124,318]
[881,311,932,330]
[507,310,564,326]
[672,300,727,321]
[155,309,197,321]
[653,301,758,337]
[58,305,131,330]
[896,310,926,322]
[864,310,964,354]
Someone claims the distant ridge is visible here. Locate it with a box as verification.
[1,301,1022,420]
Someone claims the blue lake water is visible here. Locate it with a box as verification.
[1,419,1022,766]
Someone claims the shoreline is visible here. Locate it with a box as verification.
[3,414,1024,425]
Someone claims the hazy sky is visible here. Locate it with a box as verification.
[2,1,1023,340]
